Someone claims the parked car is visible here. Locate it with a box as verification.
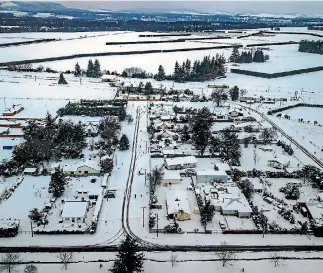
[219,221,226,229]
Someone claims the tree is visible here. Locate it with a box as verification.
[219,130,241,166]
[100,157,114,173]
[253,49,265,63]
[99,116,121,139]
[238,179,254,200]
[49,167,67,198]
[119,134,130,150]
[216,242,236,267]
[259,211,268,238]
[174,61,180,81]
[144,82,153,95]
[190,107,213,156]
[260,128,277,144]
[148,167,164,197]
[211,88,226,107]
[156,65,166,81]
[240,89,247,97]
[253,148,259,167]
[0,253,22,273]
[57,252,73,271]
[28,208,44,222]
[180,125,190,142]
[74,62,81,76]
[229,86,239,101]
[229,47,240,63]
[24,265,37,273]
[209,136,220,154]
[118,107,127,122]
[149,213,156,229]
[137,82,144,93]
[110,235,144,273]
[58,73,68,84]
[86,59,94,77]
[200,200,215,225]
[93,59,102,78]
[269,253,285,267]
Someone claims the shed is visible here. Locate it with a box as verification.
[61,201,88,223]
[196,170,228,184]
[2,146,13,150]
[23,167,37,175]
[101,74,118,82]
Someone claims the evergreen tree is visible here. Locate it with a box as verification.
[156,65,166,81]
[174,61,180,81]
[180,125,190,142]
[219,130,241,166]
[49,167,67,197]
[109,235,144,273]
[253,49,265,63]
[144,82,153,95]
[86,59,94,77]
[118,107,127,122]
[100,157,114,173]
[93,59,102,78]
[58,73,68,84]
[190,107,213,156]
[137,82,144,93]
[229,47,240,63]
[74,62,81,76]
[119,134,130,150]
[229,86,239,101]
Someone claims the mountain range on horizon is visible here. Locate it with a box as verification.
[1,1,323,18]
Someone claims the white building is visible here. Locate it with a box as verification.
[161,170,182,185]
[211,186,252,218]
[61,201,88,223]
[196,170,228,184]
[76,188,102,205]
[166,191,191,221]
[101,74,118,82]
[23,167,37,175]
[165,156,197,170]
[214,162,231,172]
[52,161,101,175]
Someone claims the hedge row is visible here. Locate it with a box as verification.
[267,103,323,115]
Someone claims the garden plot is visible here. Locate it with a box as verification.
[240,144,303,171]
[0,175,51,232]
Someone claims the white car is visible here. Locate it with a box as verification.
[219,221,226,229]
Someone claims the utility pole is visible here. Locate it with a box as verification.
[156,213,159,237]
[143,169,147,186]
[30,220,34,237]
[141,206,146,227]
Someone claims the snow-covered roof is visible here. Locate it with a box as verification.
[76,188,102,196]
[61,201,88,218]
[249,179,263,191]
[101,154,113,161]
[60,160,100,172]
[101,74,118,80]
[166,191,191,215]
[165,156,197,167]
[163,149,175,155]
[23,167,37,173]
[306,202,323,224]
[214,162,230,171]
[196,170,227,176]
[211,186,252,214]
[101,173,109,187]
[163,170,181,180]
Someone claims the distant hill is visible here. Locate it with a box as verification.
[0,1,67,12]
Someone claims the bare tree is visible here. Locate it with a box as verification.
[216,241,236,267]
[24,264,38,273]
[0,253,22,273]
[260,128,277,144]
[269,253,285,267]
[170,254,178,267]
[211,88,227,108]
[57,252,73,270]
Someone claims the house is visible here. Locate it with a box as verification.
[211,186,252,218]
[214,162,231,173]
[157,130,178,139]
[160,115,172,121]
[165,156,197,170]
[166,191,191,221]
[23,167,37,176]
[196,170,228,184]
[84,121,99,136]
[267,159,289,170]
[101,74,118,83]
[156,122,173,130]
[161,170,182,185]
[249,178,263,193]
[55,161,101,176]
[305,202,323,226]
[61,201,88,223]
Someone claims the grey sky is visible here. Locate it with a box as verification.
[17,1,323,15]
[60,1,323,15]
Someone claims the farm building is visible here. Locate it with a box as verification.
[211,186,252,218]
[165,156,197,170]
[196,170,228,184]
[61,201,88,223]
[166,191,191,221]
[161,170,182,185]
[101,74,118,82]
